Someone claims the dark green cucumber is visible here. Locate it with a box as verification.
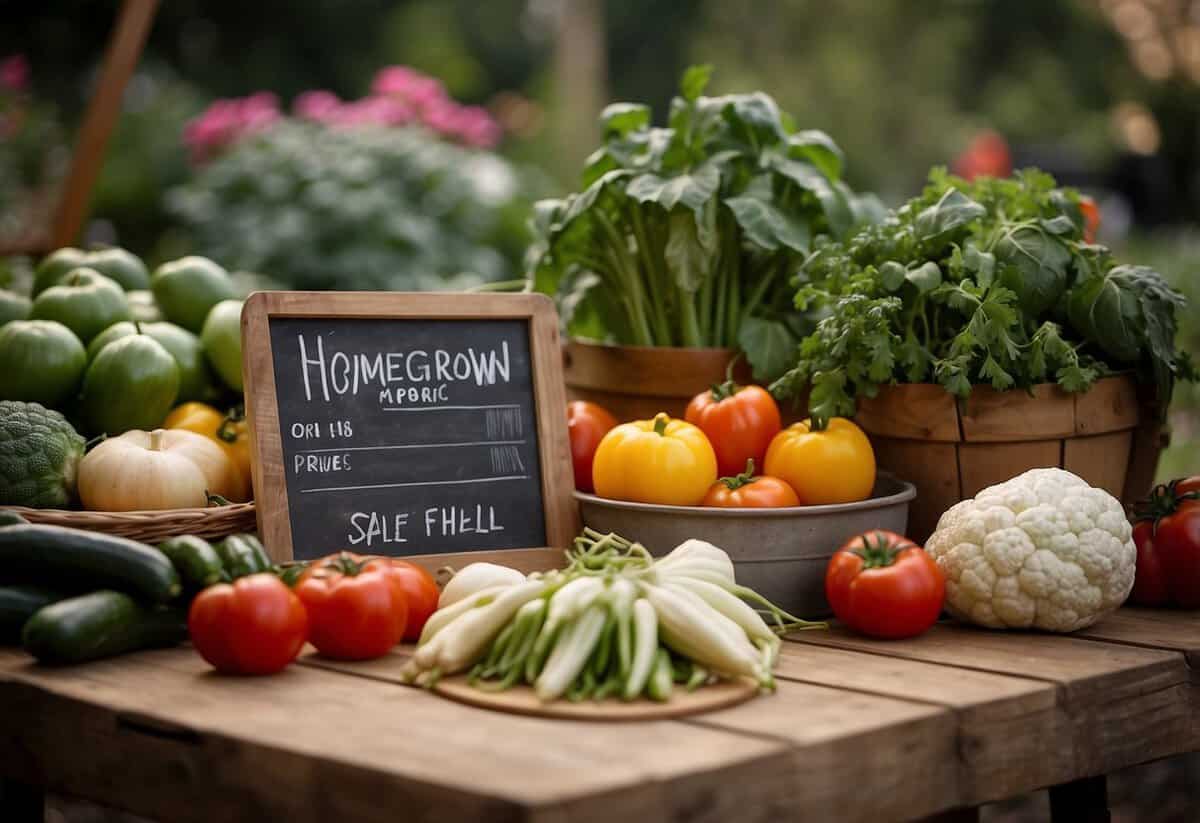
[0,510,28,527]
[216,533,270,579]
[22,590,187,664]
[0,524,180,602]
[0,584,70,644]
[158,535,223,588]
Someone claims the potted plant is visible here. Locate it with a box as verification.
[770,168,1194,539]
[526,65,881,420]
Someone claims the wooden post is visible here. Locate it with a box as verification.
[49,0,159,249]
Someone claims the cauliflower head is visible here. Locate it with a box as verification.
[925,468,1134,632]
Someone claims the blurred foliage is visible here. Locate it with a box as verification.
[1119,231,1200,481]
[166,122,531,290]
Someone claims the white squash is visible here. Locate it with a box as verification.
[78,428,239,511]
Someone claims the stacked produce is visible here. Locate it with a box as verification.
[400,530,825,701]
[0,246,252,511]
[770,168,1194,425]
[570,381,876,509]
[0,509,271,663]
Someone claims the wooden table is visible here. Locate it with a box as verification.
[2,607,1199,823]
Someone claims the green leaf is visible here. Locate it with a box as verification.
[738,316,798,381]
[979,355,1015,391]
[1040,215,1076,236]
[766,155,853,237]
[680,65,713,102]
[725,194,811,253]
[994,224,1071,315]
[626,161,721,214]
[807,370,853,429]
[786,130,844,180]
[914,188,986,245]
[664,211,711,293]
[962,244,995,287]
[905,261,942,293]
[878,261,906,292]
[720,93,789,149]
[600,103,650,138]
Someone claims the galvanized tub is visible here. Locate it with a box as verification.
[574,474,917,619]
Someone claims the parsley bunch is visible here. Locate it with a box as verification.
[771,168,1194,428]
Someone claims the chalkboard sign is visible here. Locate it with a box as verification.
[242,292,577,569]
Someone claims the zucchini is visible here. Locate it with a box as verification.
[0,510,27,527]
[158,535,223,589]
[0,584,70,644]
[216,533,270,579]
[22,590,188,664]
[0,524,180,602]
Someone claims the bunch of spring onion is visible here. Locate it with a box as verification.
[399,530,826,702]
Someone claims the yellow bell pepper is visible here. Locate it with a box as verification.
[162,402,253,501]
[592,413,717,506]
[763,417,876,505]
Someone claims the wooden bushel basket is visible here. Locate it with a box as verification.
[562,339,751,421]
[855,375,1165,542]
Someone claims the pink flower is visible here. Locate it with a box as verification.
[456,105,502,148]
[372,65,446,110]
[183,93,281,163]
[420,99,463,136]
[294,90,342,122]
[0,54,29,93]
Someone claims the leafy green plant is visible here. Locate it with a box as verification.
[772,168,1195,427]
[167,122,530,291]
[527,65,882,380]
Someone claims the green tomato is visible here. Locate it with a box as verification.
[0,320,87,407]
[126,289,162,323]
[88,320,216,403]
[200,299,244,392]
[83,247,151,292]
[30,268,131,344]
[151,256,236,333]
[79,335,180,436]
[0,290,32,326]
[33,248,88,296]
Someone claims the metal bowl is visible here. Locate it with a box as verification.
[574,473,917,618]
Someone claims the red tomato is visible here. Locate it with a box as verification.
[567,401,618,492]
[1130,478,1200,607]
[685,380,782,477]
[824,530,944,639]
[702,459,800,508]
[1079,195,1101,243]
[375,558,439,641]
[188,573,308,675]
[295,552,409,660]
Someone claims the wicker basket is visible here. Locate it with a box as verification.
[9,502,258,543]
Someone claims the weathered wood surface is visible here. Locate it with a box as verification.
[3,608,1200,822]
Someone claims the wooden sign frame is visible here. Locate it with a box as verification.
[241,291,579,574]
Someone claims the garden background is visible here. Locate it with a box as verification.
[2,0,1197,468]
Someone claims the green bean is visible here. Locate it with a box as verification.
[647,649,673,702]
[590,610,617,677]
[685,664,708,692]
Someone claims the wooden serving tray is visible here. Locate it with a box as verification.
[431,675,758,721]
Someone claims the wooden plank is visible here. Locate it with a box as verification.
[690,681,960,822]
[0,648,790,823]
[1073,377,1139,436]
[1063,431,1132,500]
[306,648,961,823]
[788,623,1196,778]
[771,641,1072,805]
[957,440,1061,499]
[854,384,960,442]
[1076,608,1200,669]
[961,384,1075,442]
[562,339,747,398]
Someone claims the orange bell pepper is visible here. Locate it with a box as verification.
[163,402,253,501]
